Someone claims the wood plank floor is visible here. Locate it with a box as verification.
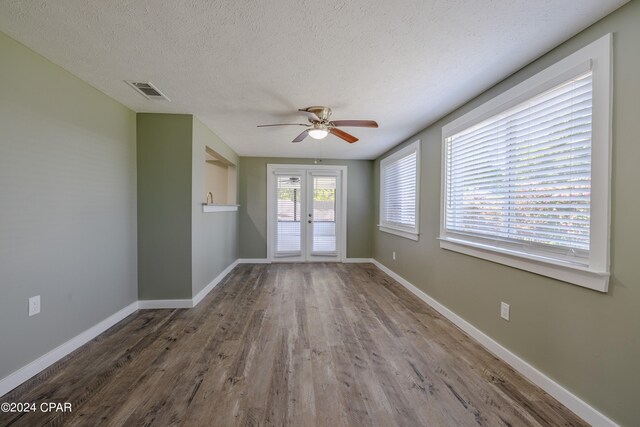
[0,263,586,426]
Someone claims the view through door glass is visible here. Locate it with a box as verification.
[311,175,337,255]
[276,175,302,256]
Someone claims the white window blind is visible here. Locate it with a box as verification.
[444,71,593,263]
[380,141,420,240]
[440,33,612,292]
[276,175,302,256]
[311,176,337,254]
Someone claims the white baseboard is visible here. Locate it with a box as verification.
[139,260,241,309]
[238,258,374,264]
[192,260,239,306]
[0,301,138,397]
[237,258,271,264]
[137,299,193,309]
[370,259,616,427]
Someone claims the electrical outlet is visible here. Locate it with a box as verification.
[29,295,40,317]
[392,251,396,260]
[500,302,510,321]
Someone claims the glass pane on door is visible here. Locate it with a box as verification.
[311,175,337,254]
[276,175,302,256]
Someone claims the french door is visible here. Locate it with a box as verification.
[267,165,347,262]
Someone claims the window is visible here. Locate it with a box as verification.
[380,140,420,240]
[440,34,611,292]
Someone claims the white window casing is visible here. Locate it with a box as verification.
[380,140,421,240]
[440,34,612,292]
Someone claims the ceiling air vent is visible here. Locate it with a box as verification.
[125,81,170,101]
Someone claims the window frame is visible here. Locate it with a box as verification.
[379,140,421,241]
[439,34,612,292]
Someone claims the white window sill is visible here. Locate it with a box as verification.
[202,204,239,213]
[378,225,419,241]
[438,237,609,292]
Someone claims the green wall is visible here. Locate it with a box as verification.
[238,157,374,259]
[137,114,193,300]
[372,2,640,425]
[191,118,239,296]
[0,32,137,379]
[137,114,240,300]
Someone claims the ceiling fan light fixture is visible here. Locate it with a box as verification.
[308,128,329,139]
[308,124,329,140]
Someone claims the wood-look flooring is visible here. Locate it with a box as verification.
[0,263,586,426]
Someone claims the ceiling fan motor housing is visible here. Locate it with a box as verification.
[306,106,332,122]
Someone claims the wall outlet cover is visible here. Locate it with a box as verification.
[29,295,41,317]
[500,302,510,321]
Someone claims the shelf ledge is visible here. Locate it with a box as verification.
[202,204,239,213]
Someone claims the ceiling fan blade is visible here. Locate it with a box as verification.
[330,120,378,128]
[257,123,309,127]
[330,127,358,143]
[298,109,320,122]
[292,130,309,143]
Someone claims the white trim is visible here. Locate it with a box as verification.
[266,164,348,263]
[588,34,613,275]
[137,299,193,309]
[439,238,608,292]
[192,260,239,306]
[379,140,421,240]
[138,259,240,310]
[241,258,372,264]
[138,260,240,309]
[378,225,419,241]
[237,258,271,264]
[202,204,239,213]
[370,259,617,427]
[440,34,612,292]
[0,301,138,397]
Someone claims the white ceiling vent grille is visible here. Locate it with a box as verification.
[125,81,170,101]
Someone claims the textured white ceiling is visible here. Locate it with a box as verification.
[0,0,627,159]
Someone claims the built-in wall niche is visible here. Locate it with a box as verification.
[203,146,238,212]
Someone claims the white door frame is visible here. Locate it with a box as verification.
[267,164,348,262]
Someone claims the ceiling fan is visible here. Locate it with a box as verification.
[257,106,378,143]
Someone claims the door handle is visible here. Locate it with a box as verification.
[308,220,312,223]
